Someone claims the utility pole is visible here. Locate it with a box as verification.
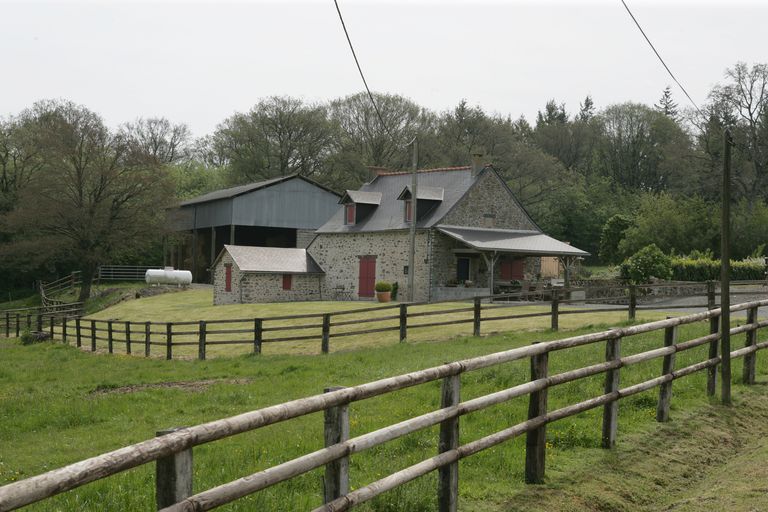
[721,128,733,405]
[408,138,418,302]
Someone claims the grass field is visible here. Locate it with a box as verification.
[82,288,669,357]
[2,309,765,511]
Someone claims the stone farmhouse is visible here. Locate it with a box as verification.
[212,163,588,304]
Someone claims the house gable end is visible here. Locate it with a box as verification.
[438,168,540,231]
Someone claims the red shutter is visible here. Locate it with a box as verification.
[225,264,232,292]
[501,260,513,280]
[345,204,356,225]
[358,256,376,297]
[405,200,412,222]
[511,259,525,280]
[282,274,292,290]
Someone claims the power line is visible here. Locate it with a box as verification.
[332,0,398,141]
[620,0,705,117]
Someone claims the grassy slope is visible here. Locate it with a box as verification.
[3,310,762,511]
[83,288,668,357]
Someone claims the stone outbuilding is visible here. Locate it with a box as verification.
[212,245,324,305]
[308,163,589,302]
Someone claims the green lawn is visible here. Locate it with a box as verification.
[1,313,762,511]
[82,288,668,357]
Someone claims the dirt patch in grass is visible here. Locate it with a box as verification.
[499,382,768,512]
[89,378,252,395]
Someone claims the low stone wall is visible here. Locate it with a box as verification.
[432,286,489,301]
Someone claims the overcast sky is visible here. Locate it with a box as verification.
[2,0,765,137]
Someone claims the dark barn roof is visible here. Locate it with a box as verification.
[180,174,338,207]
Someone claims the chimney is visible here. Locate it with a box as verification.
[471,152,485,177]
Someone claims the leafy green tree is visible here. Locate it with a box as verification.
[0,100,173,301]
[599,214,635,264]
[654,86,679,119]
[620,244,673,283]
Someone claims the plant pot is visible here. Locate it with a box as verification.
[376,291,391,303]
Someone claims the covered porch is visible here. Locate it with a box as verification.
[435,225,590,298]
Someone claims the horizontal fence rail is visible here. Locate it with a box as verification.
[1,299,767,511]
[4,281,767,359]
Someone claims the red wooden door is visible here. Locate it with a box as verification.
[358,256,376,297]
[511,258,525,280]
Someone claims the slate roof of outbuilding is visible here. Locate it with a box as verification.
[316,166,480,233]
[179,174,339,207]
[219,245,325,274]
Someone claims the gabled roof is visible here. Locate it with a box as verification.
[339,190,382,205]
[216,245,325,274]
[180,174,339,207]
[317,166,478,233]
[396,185,445,202]
[437,225,590,257]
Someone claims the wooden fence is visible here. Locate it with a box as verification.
[0,303,83,339]
[0,299,766,511]
[5,280,764,359]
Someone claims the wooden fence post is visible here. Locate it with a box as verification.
[438,373,461,512]
[62,317,68,344]
[145,321,151,357]
[26,312,31,329]
[399,304,408,342]
[656,324,677,422]
[473,297,481,337]
[107,320,114,354]
[90,320,96,352]
[75,318,81,347]
[166,323,173,360]
[15,313,20,338]
[198,321,206,361]
[550,290,559,331]
[254,319,262,355]
[323,386,349,503]
[707,316,719,397]
[36,313,43,333]
[628,285,637,321]
[743,306,758,384]
[5,311,9,338]
[525,348,548,484]
[155,428,193,508]
[125,322,132,355]
[49,316,54,339]
[321,314,331,354]
[707,281,716,310]
[602,336,621,448]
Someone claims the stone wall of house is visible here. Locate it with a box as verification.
[240,274,323,303]
[429,231,487,289]
[296,229,317,249]
[308,230,430,302]
[212,251,242,305]
[440,171,538,231]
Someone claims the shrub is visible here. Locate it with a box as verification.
[619,244,672,283]
[20,328,52,345]
[374,281,392,293]
[391,282,399,301]
[670,257,766,281]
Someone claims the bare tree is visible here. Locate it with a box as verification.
[121,117,191,164]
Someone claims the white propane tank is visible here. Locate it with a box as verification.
[145,268,193,286]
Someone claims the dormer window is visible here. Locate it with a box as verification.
[345,204,356,225]
[405,200,413,222]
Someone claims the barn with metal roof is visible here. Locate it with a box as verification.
[167,174,340,282]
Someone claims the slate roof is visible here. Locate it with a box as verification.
[180,174,339,207]
[436,226,590,257]
[396,185,445,201]
[339,190,382,205]
[221,245,325,274]
[317,166,477,233]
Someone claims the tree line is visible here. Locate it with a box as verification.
[1,62,767,299]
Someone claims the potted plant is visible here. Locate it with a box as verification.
[375,281,393,302]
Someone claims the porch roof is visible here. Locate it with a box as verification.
[436,225,590,257]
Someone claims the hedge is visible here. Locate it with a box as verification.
[670,258,766,281]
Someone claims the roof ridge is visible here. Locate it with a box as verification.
[376,165,471,176]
